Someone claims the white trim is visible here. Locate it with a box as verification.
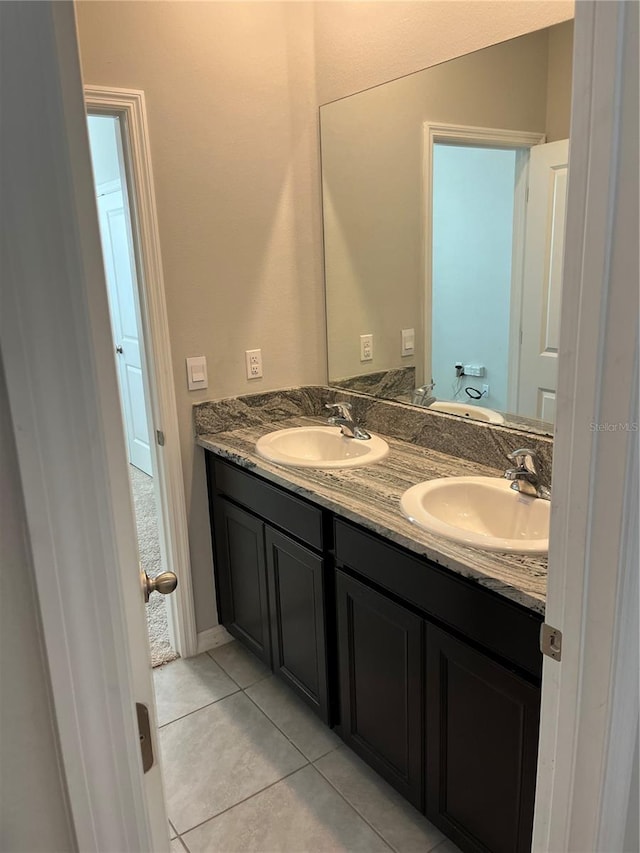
[597,362,638,852]
[85,86,198,659]
[533,1,638,849]
[0,3,163,849]
[421,123,545,390]
[197,625,234,654]
[506,149,530,413]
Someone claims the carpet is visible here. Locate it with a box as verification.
[129,465,179,667]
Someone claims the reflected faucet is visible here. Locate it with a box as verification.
[325,401,371,440]
[504,448,551,500]
[412,379,436,407]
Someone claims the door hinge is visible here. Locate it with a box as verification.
[540,623,562,661]
[525,185,530,203]
[136,702,154,772]
[156,429,165,446]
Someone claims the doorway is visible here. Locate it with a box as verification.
[87,112,176,666]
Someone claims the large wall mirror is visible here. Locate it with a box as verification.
[321,21,573,434]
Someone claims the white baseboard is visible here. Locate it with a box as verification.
[196,624,234,654]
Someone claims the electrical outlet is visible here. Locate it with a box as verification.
[464,364,486,377]
[245,349,263,379]
[482,384,490,397]
[360,334,373,362]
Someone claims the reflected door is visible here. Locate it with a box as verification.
[518,139,570,422]
[97,185,153,475]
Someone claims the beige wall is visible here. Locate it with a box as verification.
[0,359,76,853]
[76,0,574,632]
[546,20,575,141]
[77,1,325,632]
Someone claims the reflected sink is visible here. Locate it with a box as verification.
[400,476,550,553]
[428,401,505,424]
[255,426,389,469]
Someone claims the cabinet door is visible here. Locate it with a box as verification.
[425,623,540,853]
[213,499,271,665]
[265,529,328,721]
[336,570,423,808]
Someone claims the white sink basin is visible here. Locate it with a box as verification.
[428,401,505,424]
[255,426,389,469]
[400,476,550,553]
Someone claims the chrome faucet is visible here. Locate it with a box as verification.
[325,401,371,440]
[412,379,436,407]
[504,448,551,500]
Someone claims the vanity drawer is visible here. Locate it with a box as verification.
[334,519,543,679]
[210,456,324,551]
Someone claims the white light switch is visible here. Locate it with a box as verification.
[186,356,208,391]
[401,328,415,356]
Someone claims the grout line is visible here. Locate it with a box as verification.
[177,764,311,840]
[242,685,311,765]
[157,687,242,729]
[174,836,190,853]
[311,763,396,852]
[313,758,447,853]
[312,742,342,762]
[205,646,271,690]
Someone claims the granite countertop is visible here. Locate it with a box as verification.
[197,415,547,615]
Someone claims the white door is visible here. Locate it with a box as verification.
[518,139,570,422]
[97,185,153,475]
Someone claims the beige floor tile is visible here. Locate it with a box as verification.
[182,765,391,852]
[315,745,445,853]
[432,839,464,853]
[246,675,340,761]
[160,692,306,834]
[153,653,238,727]
[208,640,270,688]
[170,839,186,853]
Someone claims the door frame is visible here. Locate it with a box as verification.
[421,122,544,402]
[86,86,198,659]
[1,3,167,849]
[532,2,639,849]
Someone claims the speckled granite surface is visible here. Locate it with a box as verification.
[195,398,548,614]
[194,386,553,486]
[332,367,416,399]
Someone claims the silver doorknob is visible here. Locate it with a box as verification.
[141,570,178,603]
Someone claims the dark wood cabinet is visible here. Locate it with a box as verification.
[336,570,423,808]
[425,623,540,853]
[212,498,271,665]
[206,452,543,853]
[265,528,329,720]
[207,456,330,718]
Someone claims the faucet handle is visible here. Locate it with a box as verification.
[507,448,540,473]
[326,401,352,420]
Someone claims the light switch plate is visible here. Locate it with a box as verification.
[186,356,208,391]
[401,328,415,356]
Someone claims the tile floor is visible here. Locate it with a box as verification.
[154,640,462,853]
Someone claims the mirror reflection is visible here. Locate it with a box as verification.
[321,21,573,433]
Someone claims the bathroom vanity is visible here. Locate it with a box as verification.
[196,387,550,853]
